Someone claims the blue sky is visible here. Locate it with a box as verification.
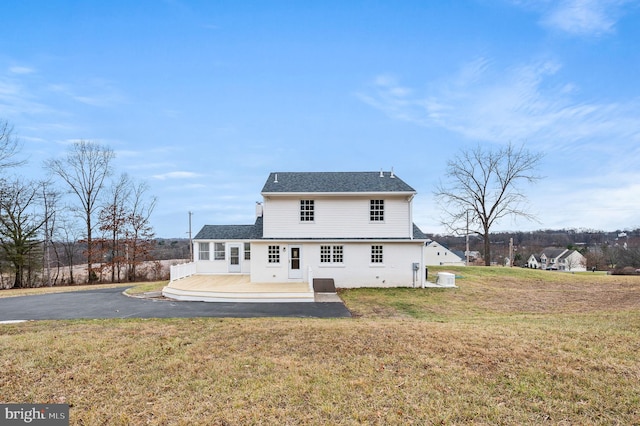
[1,0,639,238]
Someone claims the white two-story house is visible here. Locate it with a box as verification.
[184,171,429,290]
[527,247,587,272]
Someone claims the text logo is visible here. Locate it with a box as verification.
[1,404,68,425]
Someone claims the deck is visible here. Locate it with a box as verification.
[162,274,317,303]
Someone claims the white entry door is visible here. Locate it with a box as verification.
[228,244,241,273]
[288,245,302,279]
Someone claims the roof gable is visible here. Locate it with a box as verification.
[559,250,580,260]
[261,171,416,194]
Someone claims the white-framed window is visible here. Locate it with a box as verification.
[214,242,225,260]
[268,245,280,264]
[320,245,331,263]
[198,242,210,260]
[320,245,344,264]
[332,245,343,263]
[371,245,383,263]
[370,200,384,221]
[244,242,251,260]
[300,200,314,222]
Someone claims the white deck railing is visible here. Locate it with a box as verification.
[170,262,197,282]
[307,266,314,292]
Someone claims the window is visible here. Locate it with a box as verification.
[371,245,383,263]
[370,200,384,221]
[320,245,344,264]
[198,242,210,260]
[214,243,225,260]
[244,242,251,260]
[268,245,280,263]
[300,200,314,222]
[332,245,344,263]
[320,245,331,263]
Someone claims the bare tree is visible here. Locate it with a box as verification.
[45,140,115,282]
[41,181,61,286]
[0,119,25,172]
[98,173,132,282]
[55,215,84,285]
[435,143,543,266]
[125,181,157,281]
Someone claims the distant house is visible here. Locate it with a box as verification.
[527,248,586,272]
[425,240,465,266]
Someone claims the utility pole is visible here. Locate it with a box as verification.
[466,210,470,267]
[509,237,514,267]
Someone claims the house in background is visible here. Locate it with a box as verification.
[164,171,430,301]
[527,247,587,272]
[424,240,466,266]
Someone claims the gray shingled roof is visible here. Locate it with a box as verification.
[261,171,416,193]
[194,217,263,240]
[413,223,428,239]
[542,248,567,259]
[558,250,577,260]
[194,218,426,241]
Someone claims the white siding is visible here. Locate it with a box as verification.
[193,240,251,274]
[262,195,412,239]
[251,241,424,288]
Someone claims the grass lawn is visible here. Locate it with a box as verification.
[1,267,639,425]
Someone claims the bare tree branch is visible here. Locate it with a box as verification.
[435,142,544,265]
[0,119,25,172]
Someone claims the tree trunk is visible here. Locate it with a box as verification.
[13,266,22,288]
[484,230,491,266]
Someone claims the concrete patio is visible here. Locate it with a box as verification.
[162,274,319,303]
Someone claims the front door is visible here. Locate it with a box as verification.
[228,244,241,273]
[288,245,302,279]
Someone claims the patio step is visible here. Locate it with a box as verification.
[162,286,315,303]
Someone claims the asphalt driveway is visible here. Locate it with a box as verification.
[0,287,352,321]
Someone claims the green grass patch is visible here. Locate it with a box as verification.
[123,281,168,295]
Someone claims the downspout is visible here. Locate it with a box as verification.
[421,242,425,288]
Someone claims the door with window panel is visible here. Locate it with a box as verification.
[228,244,241,273]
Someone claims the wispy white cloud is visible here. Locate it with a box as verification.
[8,66,35,75]
[0,75,52,117]
[1,63,125,123]
[359,58,640,151]
[152,171,202,180]
[47,79,126,107]
[512,0,637,36]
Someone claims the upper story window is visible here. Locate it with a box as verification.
[300,200,315,222]
[214,242,225,260]
[198,242,210,260]
[370,199,384,221]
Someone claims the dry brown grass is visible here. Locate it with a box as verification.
[0,282,135,298]
[1,267,639,425]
